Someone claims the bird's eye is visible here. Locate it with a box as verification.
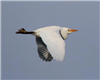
[68,29,70,31]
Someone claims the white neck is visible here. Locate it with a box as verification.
[60,28,68,40]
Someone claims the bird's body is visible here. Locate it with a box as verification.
[16,26,77,62]
[34,26,61,37]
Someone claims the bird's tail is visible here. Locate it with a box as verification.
[16,28,35,34]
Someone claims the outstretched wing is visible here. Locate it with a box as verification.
[36,37,53,62]
[39,29,65,61]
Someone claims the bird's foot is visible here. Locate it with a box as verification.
[16,28,27,34]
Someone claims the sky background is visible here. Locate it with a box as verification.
[1,1,99,79]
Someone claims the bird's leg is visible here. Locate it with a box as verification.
[16,28,35,34]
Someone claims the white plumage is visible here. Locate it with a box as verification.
[16,26,78,62]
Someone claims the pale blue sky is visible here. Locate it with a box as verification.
[1,1,99,79]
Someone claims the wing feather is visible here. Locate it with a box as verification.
[39,29,65,61]
[36,37,53,62]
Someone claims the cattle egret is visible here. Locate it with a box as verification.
[16,26,78,62]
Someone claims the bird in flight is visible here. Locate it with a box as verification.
[16,26,78,62]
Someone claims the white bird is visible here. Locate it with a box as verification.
[16,26,78,62]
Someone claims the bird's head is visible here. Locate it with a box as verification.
[60,27,78,40]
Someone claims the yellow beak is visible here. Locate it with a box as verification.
[69,29,78,32]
